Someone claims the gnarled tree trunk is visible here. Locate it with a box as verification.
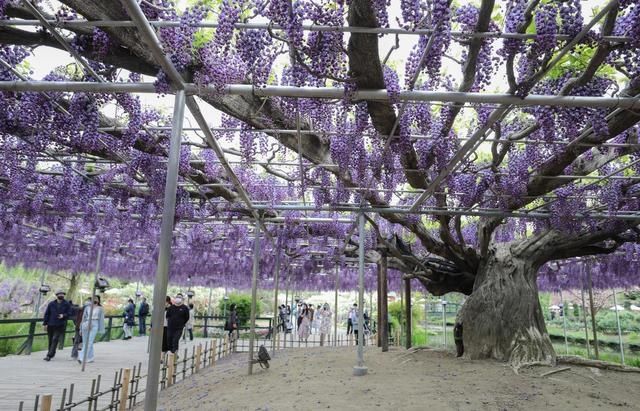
[457,244,555,367]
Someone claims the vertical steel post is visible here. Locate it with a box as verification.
[587,264,599,359]
[82,244,102,372]
[442,300,447,348]
[559,288,569,355]
[405,279,412,349]
[424,293,428,346]
[379,251,388,352]
[612,290,625,365]
[580,272,592,358]
[271,247,281,355]
[353,213,367,376]
[34,270,46,316]
[248,219,261,375]
[143,90,185,411]
[334,264,339,347]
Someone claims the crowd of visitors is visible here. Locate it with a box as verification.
[41,289,370,363]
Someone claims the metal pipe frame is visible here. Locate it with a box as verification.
[249,204,640,221]
[354,212,367,376]
[120,0,272,241]
[409,1,620,212]
[1,81,639,110]
[0,19,634,43]
[248,218,261,375]
[142,90,186,411]
[81,244,102,372]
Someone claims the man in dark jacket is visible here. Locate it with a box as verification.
[43,290,71,361]
[138,297,149,336]
[165,293,190,353]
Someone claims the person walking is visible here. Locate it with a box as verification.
[347,303,357,335]
[78,295,105,364]
[319,303,332,346]
[43,290,71,361]
[350,303,361,345]
[71,298,90,360]
[123,298,135,340]
[162,296,172,354]
[297,304,311,342]
[308,304,315,335]
[166,293,190,354]
[183,303,194,341]
[138,297,149,336]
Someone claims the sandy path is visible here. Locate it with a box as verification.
[152,346,640,410]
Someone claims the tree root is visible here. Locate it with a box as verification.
[539,367,571,377]
[557,356,640,373]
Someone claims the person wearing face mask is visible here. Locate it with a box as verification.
[43,290,71,361]
[319,303,332,346]
[165,293,190,354]
[78,295,105,364]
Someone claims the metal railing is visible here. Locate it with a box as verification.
[19,329,379,411]
[0,315,274,356]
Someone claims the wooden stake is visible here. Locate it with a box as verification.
[119,368,131,411]
[166,355,175,387]
[195,344,202,372]
[40,394,52,411]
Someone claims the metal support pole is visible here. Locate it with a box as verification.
[587,265,599,359]
[580,273,592,358]
[334,265,339,347]
[559,289,569,355]
[143,90,185,411]
[353,213,367,376]
[81,244,102,372]
[248,219,261,375]
[612,290,625,365]
[271,248,281,355]
[376,262,382,348]
[380,251,389,352]
[205,287,213,338]
[442,300,447,348]
[424,293,428,346]
[404,279,412,349]
[34,270,46,316]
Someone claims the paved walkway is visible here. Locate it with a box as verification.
[0,336,209,410]
[0,329,358,410]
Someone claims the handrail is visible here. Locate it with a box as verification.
[0,314,275,356]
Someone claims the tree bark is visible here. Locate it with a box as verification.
[457,244,555,366]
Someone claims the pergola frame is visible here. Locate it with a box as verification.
[1,0,640,407]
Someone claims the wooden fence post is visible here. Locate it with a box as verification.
[223,335,228,357]
[40,394,52,411]
[195,344,202,372]
[166,355,175,387]
[210,339,216,366]
[119,368,131,411]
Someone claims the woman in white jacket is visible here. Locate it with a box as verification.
[79,295,105,364]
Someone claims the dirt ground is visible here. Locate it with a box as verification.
[151,346,640,410]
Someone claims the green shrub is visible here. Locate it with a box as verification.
[388,301,423,332]
[217,294,260,326]
[596,311,640,333]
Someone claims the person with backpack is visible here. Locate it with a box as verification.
[123,298,135,340]
[43,290,71,361]
[138,297,149,336]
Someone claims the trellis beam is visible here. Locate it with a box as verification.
[1,81,639,110]
[0,19,634,43]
